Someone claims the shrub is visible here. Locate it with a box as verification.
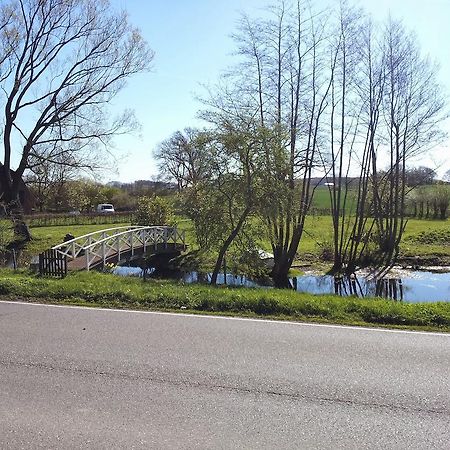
[132,196,175,226]
[316,240,334,261]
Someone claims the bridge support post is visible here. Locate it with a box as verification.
[116,236,121,261]
[102,241,106,266]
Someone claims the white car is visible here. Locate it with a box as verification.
[97,203,115,214]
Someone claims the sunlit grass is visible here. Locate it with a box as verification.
[18,214,450,266]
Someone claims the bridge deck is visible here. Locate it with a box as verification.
[67,243,186,271]
[49,226,186,272]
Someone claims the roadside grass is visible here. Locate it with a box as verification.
[0,269,449,332]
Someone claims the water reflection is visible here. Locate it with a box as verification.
[333,275,364,297]
[112,266,450,303]
[375,278,403,301]
[290,274,406,301]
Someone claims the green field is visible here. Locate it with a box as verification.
[310,186,357,212]
[16,214,450,269]
[295,216,450,263]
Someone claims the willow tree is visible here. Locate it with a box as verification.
[173,120,267,286]
[370,19,446,269]
[319,7,447,274]
[219,1,334,287]
[0,0,152,221]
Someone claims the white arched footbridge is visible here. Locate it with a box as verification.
[51,226,186,271]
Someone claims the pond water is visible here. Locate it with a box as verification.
[112,266,450,303]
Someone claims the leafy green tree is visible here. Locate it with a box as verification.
[132,196,175,226]
[430,184,450,220]
[179,124,268,284]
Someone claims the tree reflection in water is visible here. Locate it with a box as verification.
[375,278,403,301]
[331,275,404,300]
[289,275,404,301]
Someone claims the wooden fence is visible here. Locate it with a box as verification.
[26,211,133,227]
[39,249,67,278]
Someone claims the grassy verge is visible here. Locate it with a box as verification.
[0,270,449,332]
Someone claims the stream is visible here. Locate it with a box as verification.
[113,266,450,303]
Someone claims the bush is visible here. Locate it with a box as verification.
[316,240,334,261]
[132,196,175,226]
[406,230,450,245]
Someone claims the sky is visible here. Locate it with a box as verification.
[107,0,450,183]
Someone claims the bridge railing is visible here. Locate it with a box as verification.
[51,226,185,270]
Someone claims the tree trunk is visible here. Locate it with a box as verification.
[210,207,251,285]
[0,167,32,243]
[271,256,291,288]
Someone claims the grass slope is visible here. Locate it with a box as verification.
[0,270,449,332]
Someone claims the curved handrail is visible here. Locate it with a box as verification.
[51,225,147,250]
[47,225,185,271]
[83,226,174,251]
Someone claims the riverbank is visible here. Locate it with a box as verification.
[0,270,449,332]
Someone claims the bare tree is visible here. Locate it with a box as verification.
[0,0,152,221]
[322,1,365,273]
[371,18,447,269]
[321,9,447,274]
[154,128,210,192]
[25,150,77,212]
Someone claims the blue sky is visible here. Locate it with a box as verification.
[109,0,450,182]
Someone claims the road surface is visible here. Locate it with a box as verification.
[0,301,449,449]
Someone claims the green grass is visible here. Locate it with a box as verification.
[17,213,450,268]
[0,269,449,332]
[297,216,450,264]
[401,219,450,262]
[310,186,357,212]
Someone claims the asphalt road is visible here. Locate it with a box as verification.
[0,301,449,449]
